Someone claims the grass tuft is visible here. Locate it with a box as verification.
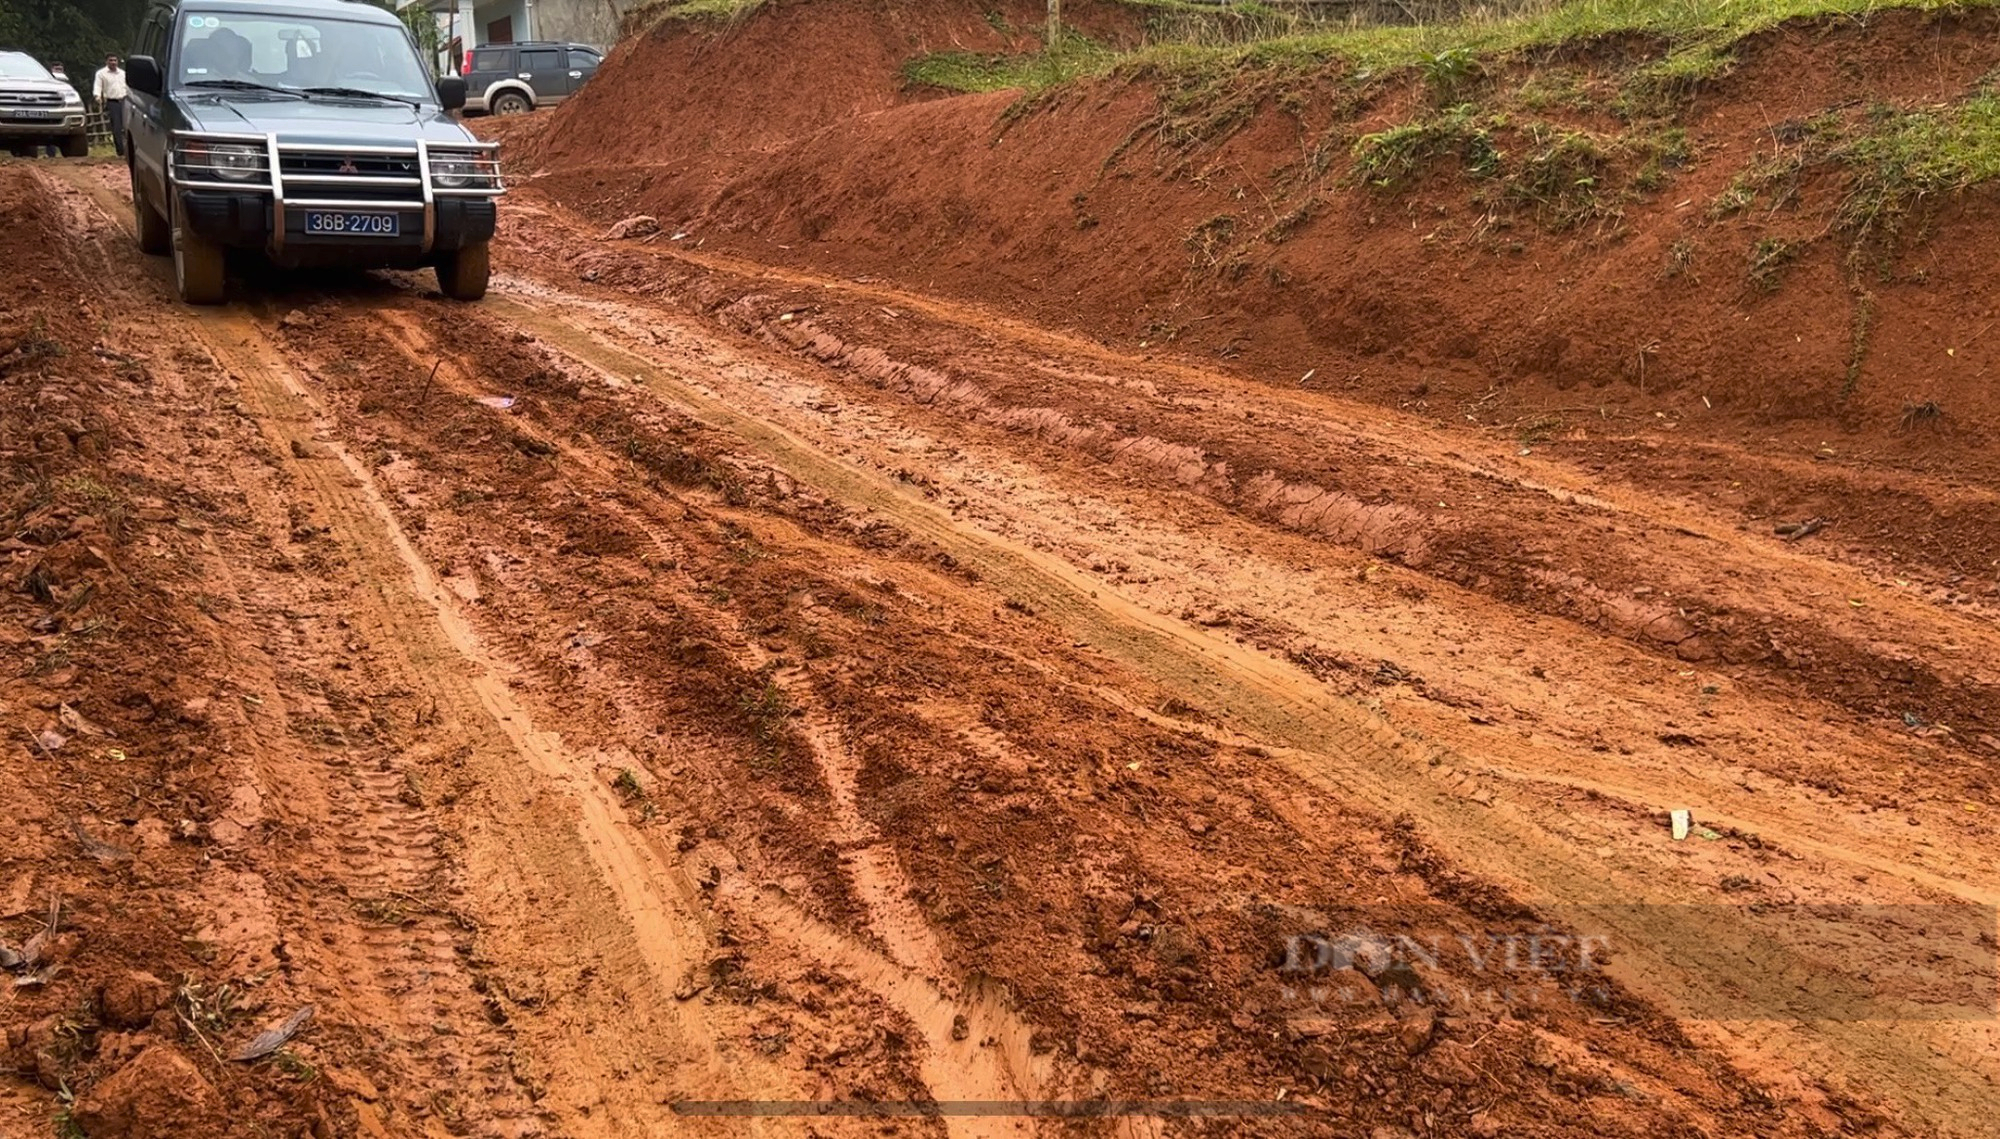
[902,33,1117,94]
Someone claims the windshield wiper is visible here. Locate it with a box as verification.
[302,86,420,107]
[183,78,305,98]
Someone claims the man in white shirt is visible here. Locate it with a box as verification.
[92,55,128,158]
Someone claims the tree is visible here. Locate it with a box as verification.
[0,0,143,76]
[366,0,442,75]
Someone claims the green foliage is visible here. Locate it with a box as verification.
[1833,91,2000,234]
[1516,66,1596,112]
[1117,0,1993,81]
[1418,46,1483,104]
[902,32,1116,94]
[1509,121,1611,227]
[0,0,141,77]
[632,0,768,24]
[366,0,443,73]
[1351,104,1501,188]
[1747,234,1803,289]
[1702,89,2000,239]
[1353,105,1669,230]
[1617,42,1735,119]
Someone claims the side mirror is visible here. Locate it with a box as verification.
[126,55,162,96]
[436,75,466,112]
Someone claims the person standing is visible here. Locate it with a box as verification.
[93,54,128,158]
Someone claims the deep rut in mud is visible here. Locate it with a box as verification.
[7,161,1995,1139]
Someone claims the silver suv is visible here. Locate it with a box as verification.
[0,51,89,157]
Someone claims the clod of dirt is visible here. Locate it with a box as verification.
[98,971,171,1029]
[604,215,660,241]
[73,1045,225,1138]
[1397,1007,1438,1056]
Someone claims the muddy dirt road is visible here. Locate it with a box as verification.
[3,160,1994,1139]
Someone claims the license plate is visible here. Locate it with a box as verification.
[303,211,399,237]
[7,110,56,119]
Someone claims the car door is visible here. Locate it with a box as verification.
[468,46,509,101]
[562,47,599,96]
[129,4,174,201]
[517,47,564,104]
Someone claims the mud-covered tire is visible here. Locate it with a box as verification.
[133,167,169,255]
[60,134,88,158]
[171,199,226,305]
[491,91,531,116]
[436,242,490,301]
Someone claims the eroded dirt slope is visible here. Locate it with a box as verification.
[512,1,2000,482]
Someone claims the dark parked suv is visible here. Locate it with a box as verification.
[123,0,503,304]
[462,41,599,116]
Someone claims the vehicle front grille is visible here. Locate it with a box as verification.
[278,149,422,205]
[0,90,64,107]
[280,153,418,179]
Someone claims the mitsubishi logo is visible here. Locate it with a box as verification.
[337,158,359,174]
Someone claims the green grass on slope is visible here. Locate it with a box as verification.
[1714,87,2000,235]
[904,0,1998,94]
[632,0,766,24]
[902,31,1118,93]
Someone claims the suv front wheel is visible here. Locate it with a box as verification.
[437,242,490,302]
[491,91,531,116]
[133,164,169,255]
[171,198,226,305]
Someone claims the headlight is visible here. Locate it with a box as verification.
[208,144,265,181]
[62,89,81,105]
[431,157,473,189]
[429,150,498,191]
[180,142,267,183]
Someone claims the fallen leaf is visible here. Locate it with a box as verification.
[232,1005,316,1061]
[57,703,109,738]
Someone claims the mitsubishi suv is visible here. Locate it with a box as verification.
[122,0,502,304]
[0,51,88,157]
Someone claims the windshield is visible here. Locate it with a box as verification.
[172,11,434,103]
[0,54,56,81]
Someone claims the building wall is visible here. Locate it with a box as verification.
[474,0,617,47]
[535,0,619,47]
[411,0,616,64]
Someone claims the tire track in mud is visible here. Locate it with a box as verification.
[495,275,2000,922]
[488,268,2000,915]
[570,271,2000,751]
[50,161,1997,1136]
[540,220,2000,779]
[41,164,544,1137]
[44,164,801,1136]
[480,290,2000,1139]
[357,309,1095,1136]
[186,305,805,1135]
